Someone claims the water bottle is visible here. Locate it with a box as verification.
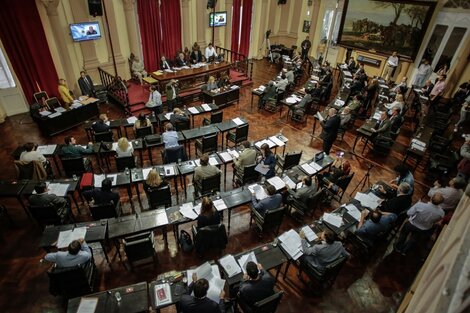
[72,174,77,181]
[125,167,129,175]
[114,291,122,302]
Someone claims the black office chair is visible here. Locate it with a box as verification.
[290,108,308,125]
[195,133,218,156]
[276,151,302,174]
[46,97,61,109]
[93,131,113,143]
[427,151,459,181]
[233,163,259,186]
[249,205,286,238]
[288,189,324,222]
[265,97,281,113]
[226,124,249,148]
[146,185,172,210]
[162,145,187,164]
[123,232,157,269]
[372,136,394,155]
[174,119,190,131]
[60,156,88,177]
[192,224,228,256]
[29,204,66,228]
[238,290,284,313]
[89,201,120,220]
[325,173,354,203]
[194,172,221,198]
[115,155,136,171]
[298,255,348,293]
[203,110,223,126]
[47,261,97,299]
[135,125,153,138]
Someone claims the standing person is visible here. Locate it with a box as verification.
[395,193,445,255]
[131,56,147,85]
[58,78,74,109]
[430,74,447,107]
[78,71,95,97]
[257,143,276,179]
[413,59,432,88]
[205,43,218,62]
[166,79,179,112]
[320,108,341,155]
[146,85,162,115]
[300,35,312,60]
[383,51,399,81]
[196,197,220,228]
[454,95,470,132]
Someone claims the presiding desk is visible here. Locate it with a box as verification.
[202,86,240,108]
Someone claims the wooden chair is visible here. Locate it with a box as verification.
[233,163,259,186]
[238,290,284,313]
[194,173,221,198]
[192,224,228,256]
[298,255,348,294]
[123,232,157,269]
[249,205,286,238]
[203,111,223,126]
[276,151,302,174]
[226,124,249,148]
[47,261,97,299]
[89,201,120,220]
[195,133,218,156]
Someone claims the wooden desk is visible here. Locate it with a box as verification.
[202,86,240,108]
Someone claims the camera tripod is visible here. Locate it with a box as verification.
[350,163,373,196]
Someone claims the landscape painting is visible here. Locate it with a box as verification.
[338,0,435,60]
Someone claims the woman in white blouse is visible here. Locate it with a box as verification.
[115,137,134,157]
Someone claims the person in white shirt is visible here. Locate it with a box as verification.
[383,51,399,81]
[115,137,134,157]
[205,43,218,62]
[146,85,162,115]
[275,74,288,92]
[427,177,465,211]
[414,59,432,88]
[386,94,405,115]
[20,142,46,163]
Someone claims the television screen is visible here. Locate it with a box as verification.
[69,22,102,42]
[209,12,227,27]
[337,0,435,60]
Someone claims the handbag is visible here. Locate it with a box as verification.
[179,230,193,252]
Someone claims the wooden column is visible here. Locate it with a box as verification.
[224,0,233,48]
[181,0,191,47]
[122,0,141,58]
[196,0,207,48]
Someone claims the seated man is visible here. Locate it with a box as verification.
[160,56,172,70]
[233,141,257,175]
[170,108,190,126]
[251,185,282,216]
[287,176,318,206]
[238,262,275,309]
[285,67,295,84]
[205,43,218,62]
[259,81,276,109]
[180,273,226,313]
[175,52,187,67]
[274,74,288,93]
[194,154,221,185]
[162,123,179,148]
[61,136,93,158]
[131,56,147,85]
[92,113,110,133]
[379,182,412,215]
[339,107,352,128]
[292,93,312,113]
[299,229,350,270]
[42,238,91,268]
[355,209,397,243]
[83,178,119,206]
[29,182,70,222]
[371,112,391,140]
[427,177,465,211]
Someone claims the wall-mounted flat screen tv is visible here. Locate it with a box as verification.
[337,0,435,60]
[209,12,227,27]
[69,22,102,42]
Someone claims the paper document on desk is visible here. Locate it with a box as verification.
[188,107,199,114]
[343,70,352,77]
[257,85,266,92]
[309,161,323,172]
[354,192,381,210]
[345,203,361,221]
[219,152,233,162]
[230,85,239,90]
[340,64,348,69]
[213,199,228,211]
[187,263,224,303]
[300,163,316,175]
[202,103,212,111]
[55,107,66,113]
[220,254,242,278]
[106,174,117,186]
[335,99,345,107]
[155,208,169,226]
[227,149,239,158]
[48,183,69,197]
[254,163,269,175]
[209,157,218,166]
[267,176,286,191]
[316,112,325,121]
[372,112,382,120]
[127,116,138,124]
[39,110,52,116]
[301,225,318,242]
[232,117,245,126]
[143,168,152,179]
[155,283,173,306]
[255,139,275,149]
[37,144,57,155]
[94,174,105,187]
[164,69,174,73]
[77,297,98,313]
[379,84,389,89]
[111,142,118,151]
[323,213,343,228]
[48,112,62,118]
[282,175,296,189]
[179,202,198,220]
[164,165,175,176]
[193,203,202,215]
[248,184,267,200]
[237,251,258,274]
[57,227,87,249]
[164,113,173,120]
[269,136,285,147]
[279,229,303,260]
[286,97,298,104]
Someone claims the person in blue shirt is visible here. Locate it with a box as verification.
[390,164,414,195]
[162,123,179,148]
[251,185,282,216]
[355,209,397,243]
[258,143,275,179]
[42,238,91,268]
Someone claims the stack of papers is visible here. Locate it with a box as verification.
[213,199,227,211]
[57,227,87,248]
[36,144,57,155]
[267,176,286,191]
[300,163,316,175]
[201,104,212,111]
[254,163,269,175]
[76,298,98,313]
[323,213,343,228]
[278,229,303,260]
[257,85,266,92]
[343,71,352,77]
[218,152,233,162]
[164,113,173,120]
[219,254,242,278]
[286,97,299,104]
[237,251,258,274]
[227,149,240,158]
[282,175,296,189]
[230,85,239,90]
[127,116,138,124]
[232,117,245,126]
[301,225,318,242]
[344,203,361,221]
[208,157,218,166]
[179,202,198,219]
[187,263,225,303]
[248,184,267,200]
[94,174,117,187]
[155,283,172,306]
[154,208,169,226]
[335,99,345,107]
[188,107,199,114]
[39,110,52,116]
[308,161,323,172]
[255,139,275,149]
[269,136,285,147]
[354,192,381,209]
[47,183,69,197]
[48,112,62,118]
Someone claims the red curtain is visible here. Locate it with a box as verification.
[160,0,182,60]
[238,0,253,58]
[231,0,242,56]
[137,0,162,72]
[0,0,58,103]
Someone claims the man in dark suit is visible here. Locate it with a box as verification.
[28,182,70,222]
[175,52,187,67]
[287,176,318,206]
[372,111,392,139]
[179,273,226,313]
[92,113,110,133]
[83,178,120,206]
[78,71,95,96]
[300,35,311,60]
[259,81,276,109]
[160,56,172,70]
[251,185,282,216]
[379,182,412,215]
[190,48,203,64]
[320,108,341,155]
[238,262,275,310]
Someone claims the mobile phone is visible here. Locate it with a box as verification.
[336,151,344,157]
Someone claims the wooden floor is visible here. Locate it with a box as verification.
[0,59,453,313]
